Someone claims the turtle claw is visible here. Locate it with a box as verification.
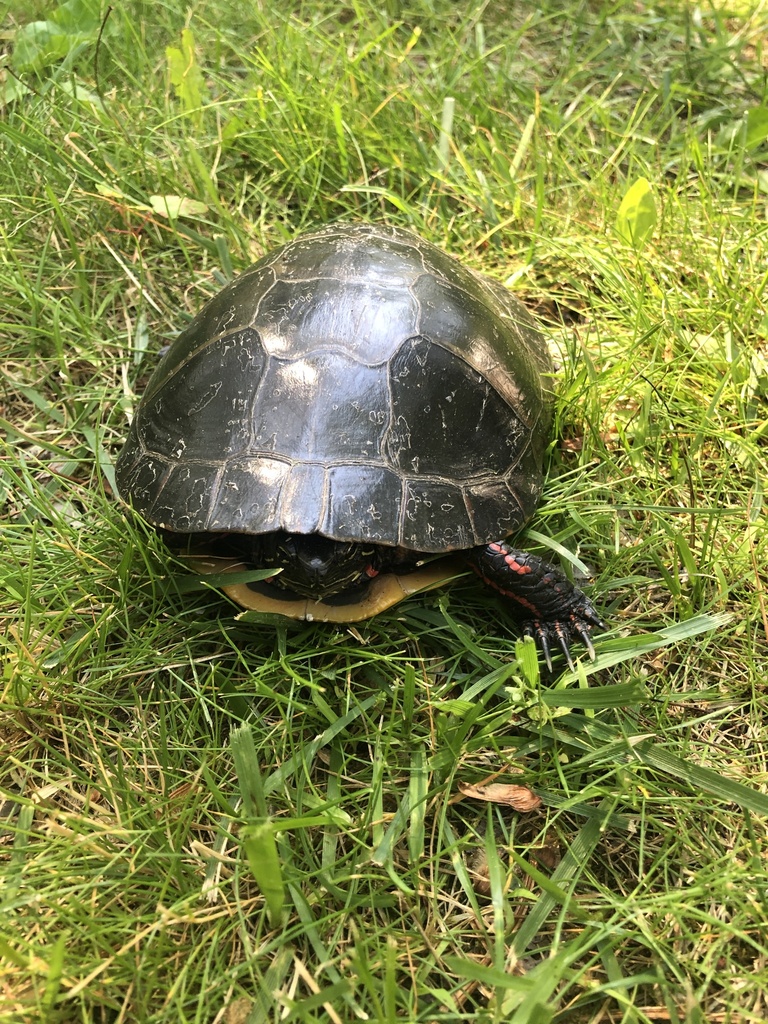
[524,623,554,672]
[538,629,554,674]
[525,618,599,673]
[557,629,576,671]
[578,627,596,661]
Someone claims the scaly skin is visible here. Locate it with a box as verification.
[464,541,605,671]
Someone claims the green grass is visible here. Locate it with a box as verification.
[3,0,768,1020]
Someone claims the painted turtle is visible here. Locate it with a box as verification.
[115,224,603,668]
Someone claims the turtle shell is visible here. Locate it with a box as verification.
[115,224,554,553]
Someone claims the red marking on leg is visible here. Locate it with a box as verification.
[365,566,379,579]
[474,570,541,615]
[503,555,532,575]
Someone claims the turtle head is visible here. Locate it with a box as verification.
[253,532,379,599]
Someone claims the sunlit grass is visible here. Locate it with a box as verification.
[2,1,768,1021]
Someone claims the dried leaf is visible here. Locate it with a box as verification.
[457,782,541,811]
[468,845,508,896]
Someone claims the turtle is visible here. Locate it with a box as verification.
[115,223,604,669]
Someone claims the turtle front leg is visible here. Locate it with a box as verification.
[465,541,605,671]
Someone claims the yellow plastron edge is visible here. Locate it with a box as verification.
[183,554,467,623]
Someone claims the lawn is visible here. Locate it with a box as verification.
[2,0,768,1021]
